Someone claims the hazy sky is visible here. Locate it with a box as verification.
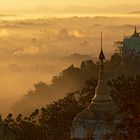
[1,0,140,9]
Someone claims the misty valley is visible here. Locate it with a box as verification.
[0,14,139,140]
[0,15,139,114]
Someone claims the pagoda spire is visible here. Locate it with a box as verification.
[132,26,139,37]
[89,32,115,111]
[101,32,103,51]
[99,32,105,81]
[134,26,137,34]
[90,32,111,102]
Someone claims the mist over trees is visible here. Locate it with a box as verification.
[12,59,98,115]
[0,15,139,139]
[0,38,139,139]
[1,16,140,115]
[12,51,140,116]
[1,71,140,140]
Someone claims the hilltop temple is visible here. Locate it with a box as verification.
[123,26,140,52]
[71,33,117,140]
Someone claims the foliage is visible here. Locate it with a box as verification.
[109,75,140,116]
[108,75,140,139]
[0,77,97,140]
[2,52,140,139]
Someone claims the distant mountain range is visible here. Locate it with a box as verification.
[34,4,140,14]
[128,11,140,14]
[2,4,140,14]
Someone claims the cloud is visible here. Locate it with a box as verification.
[0,29,10,37]
[14,46,40,56]
[69,30,84,38]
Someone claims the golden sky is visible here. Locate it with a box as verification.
[0,0,140,9]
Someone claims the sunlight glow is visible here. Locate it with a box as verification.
[0,0,140,9]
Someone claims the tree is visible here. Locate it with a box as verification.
[39,93,83,140]
[108,75,140,140]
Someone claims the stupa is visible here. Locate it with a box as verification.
[71,33,117,140]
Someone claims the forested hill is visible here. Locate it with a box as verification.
[1,51,140,140]
[12,52,140,115]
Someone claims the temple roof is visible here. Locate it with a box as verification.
[132,26,139,37]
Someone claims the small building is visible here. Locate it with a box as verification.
[123,26,140,52]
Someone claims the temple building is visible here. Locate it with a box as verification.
[123,26,140,52]
[71,33,117,140]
